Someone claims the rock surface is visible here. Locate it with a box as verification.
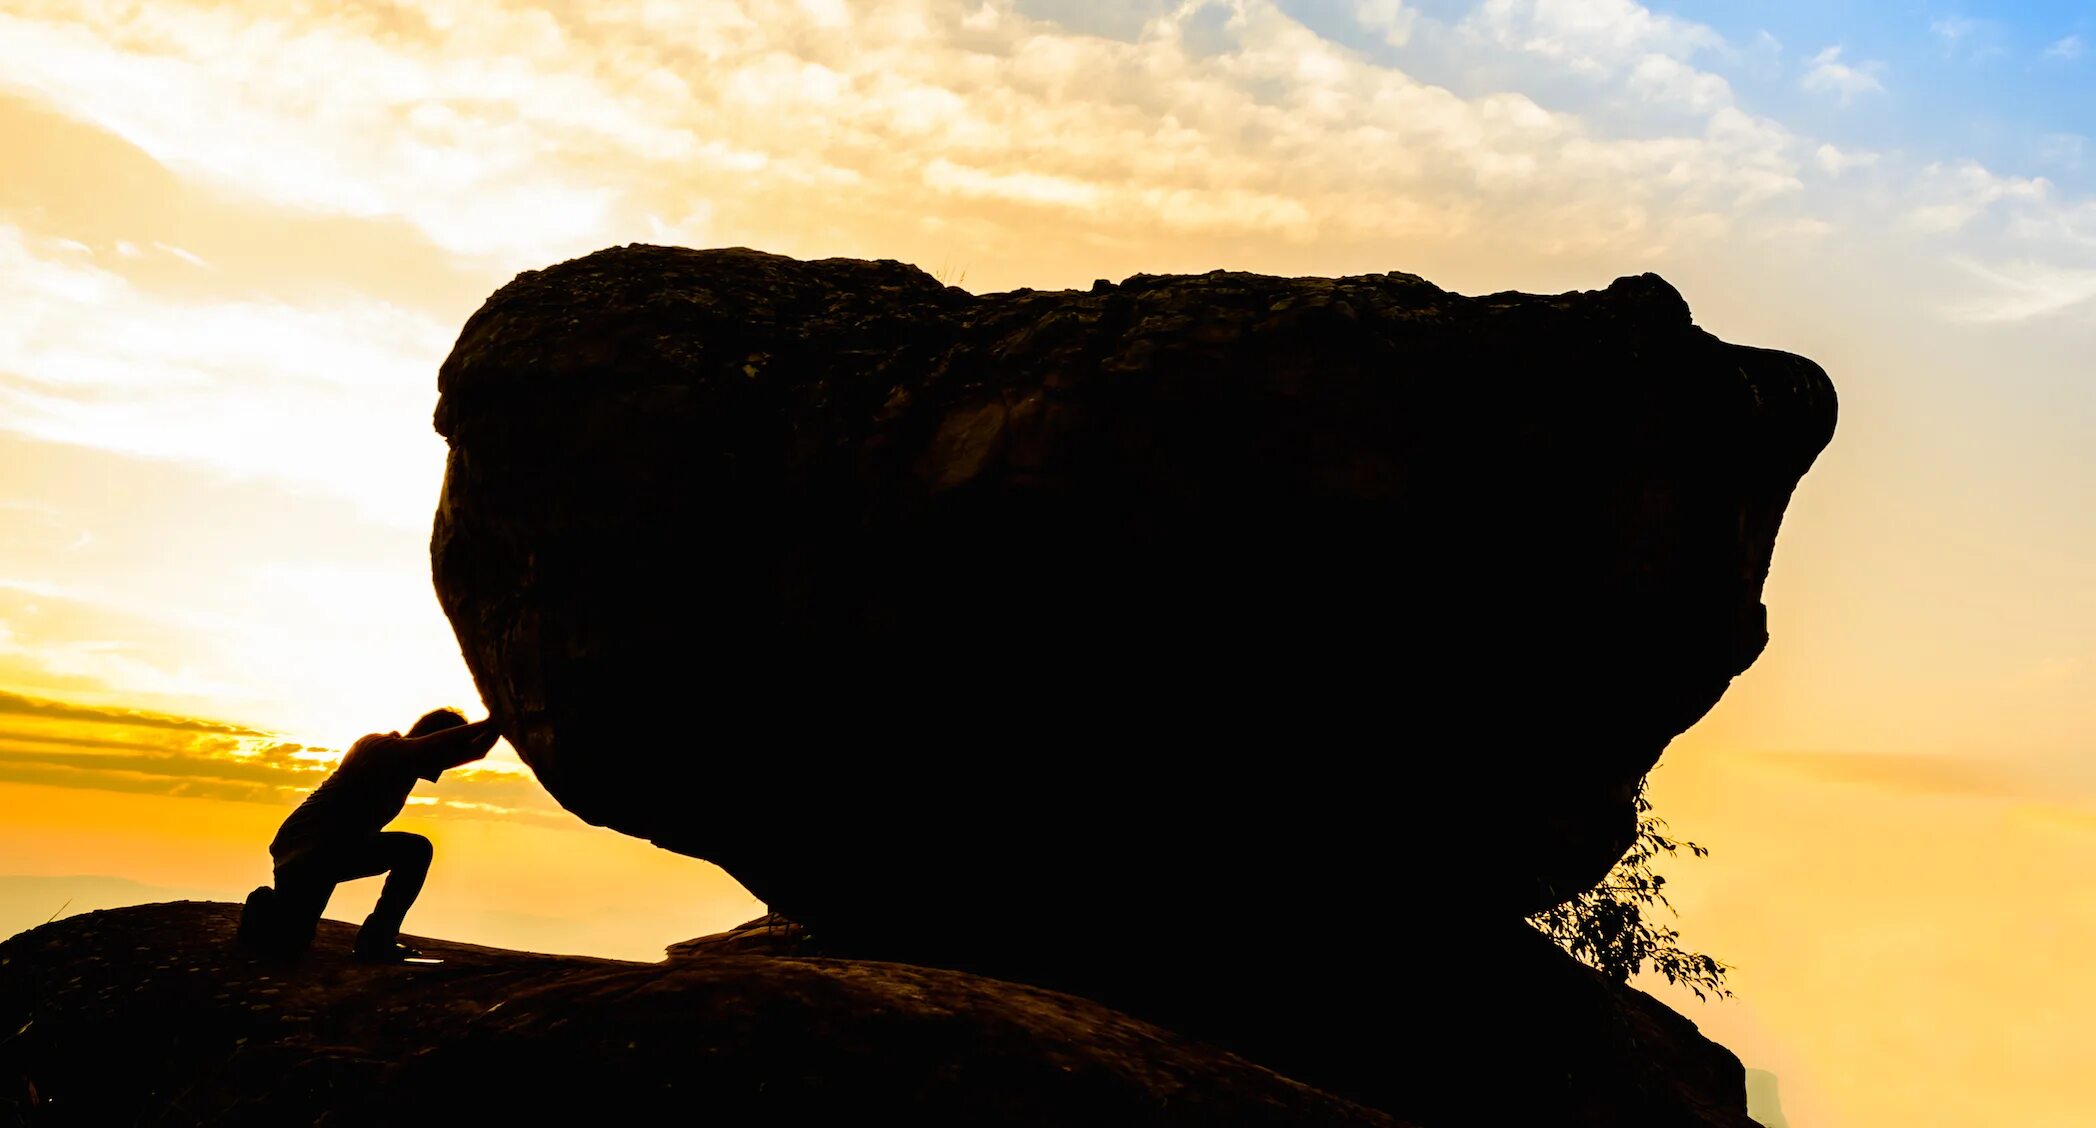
[0,903,1755,1126]
[432,245,1835,963]
[664,910,1762,1127]
[0,904,1397,1127]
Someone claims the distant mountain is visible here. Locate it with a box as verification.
[0,874,220,941]
[1745,1069,1790,1128]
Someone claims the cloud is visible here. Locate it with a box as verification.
[1464,0,1724,73]
[1624,53,1733,112]
[0,0,2089,829]
[1943,258,2096,323]
[0,708,569,826]
[0,726,197,755]
[1354,0,1415,48]
[0,574,276,718]
[1902,160,2050,235]
[1930,16,1982,43]
[0,224,455,525]
[1801,46,1886,103]
[0,687,262,736]
[0,687,562,827]
[2044,35,2083,61]
[0,91,490,313]
[0,6,648,270]
[1814,142,1877,177]
[922,157,1108,210]
[1745,750,2041,802]
[0,0,1819,292]
[0,743,320,788]
[0,711,318,805]
[1927,16,2005,60]
[1455,0,1746,118]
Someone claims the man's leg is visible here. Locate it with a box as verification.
[275,832,433,958]
[353,831,433,957]
[266,866,338,960]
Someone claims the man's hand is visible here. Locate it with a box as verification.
[403,717,503,779]
[464,719,501,761]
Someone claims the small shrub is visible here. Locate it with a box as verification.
[1527,784,1732,1001]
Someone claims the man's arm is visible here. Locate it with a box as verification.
[395,719,501,781]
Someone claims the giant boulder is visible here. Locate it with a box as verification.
[431,245,1834,976]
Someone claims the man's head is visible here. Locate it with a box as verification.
[407,707,469,738]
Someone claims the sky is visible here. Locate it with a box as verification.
[0,0,2090,1123]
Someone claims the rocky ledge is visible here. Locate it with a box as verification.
[0,903,1394,1127]
[0,903,1754,1126]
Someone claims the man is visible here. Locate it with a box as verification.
[253,708,501,962]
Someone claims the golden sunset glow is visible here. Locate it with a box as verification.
[2,2,2092,1124]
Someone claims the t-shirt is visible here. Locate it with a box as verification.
[269,733,432,860]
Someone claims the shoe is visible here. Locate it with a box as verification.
[353,940,428,964]
[236,886,276,950]
[352,912,423,963]
[237,886,316,962]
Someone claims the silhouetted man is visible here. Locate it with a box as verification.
[260,708,500,962]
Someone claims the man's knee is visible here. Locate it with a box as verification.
[389,832,433,868]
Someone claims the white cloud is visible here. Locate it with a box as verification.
[0,0,2080,342]
[2002,198,2096,251]
[1903,161,2050,235]
[1354,0,1415,47]
[0,0,1854,549]
[1625,53,1733,111]
[1815,143,1878,177]
[1887,155,2096,322]
[1929,16,2004,60]
[795,0,853,31]
[1802,45,1887,103]
[1465,0,1724,73]
[1945,258,2096,322]
[0,0,1825,281]
[0,9,649,270]
[0,0,2085,779]
[2,0,2086,365]
[1457,0,1754,125]
[0,618,253,703]
[2044,35,2083,60]
[0,225,453,523]
[922,158,1107,209]
[150,242,209,268]
[1931,17,1981,43]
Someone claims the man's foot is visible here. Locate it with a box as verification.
[352,940,428,964]
[352,912,419,963]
